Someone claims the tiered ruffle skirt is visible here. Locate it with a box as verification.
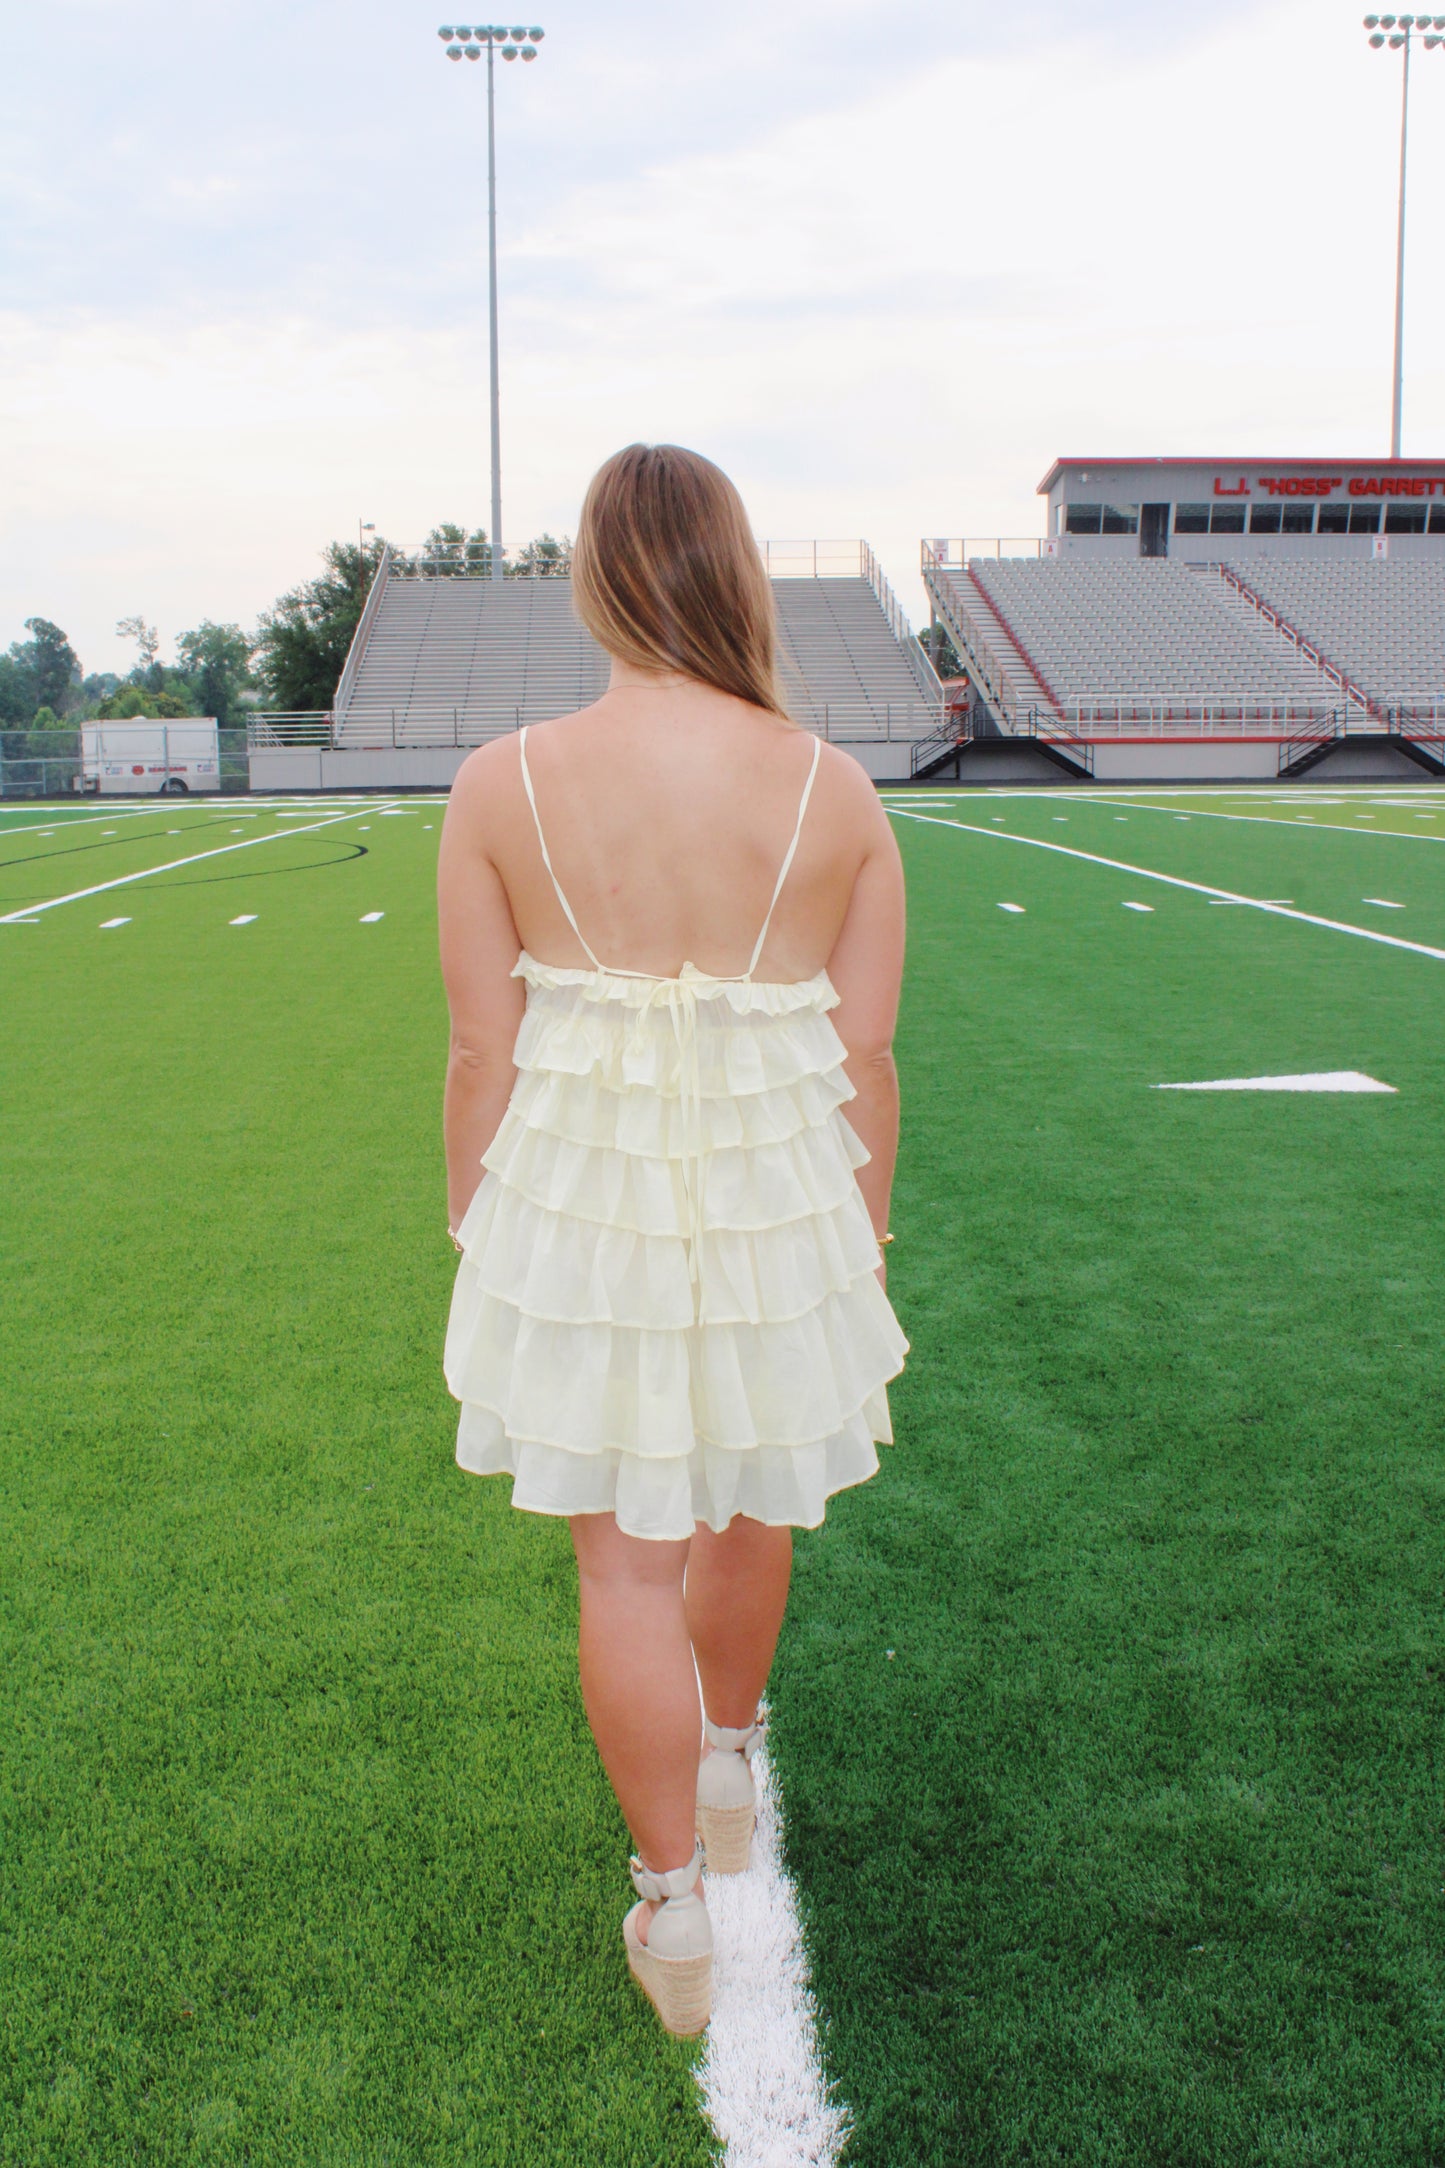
[444,954,908,1540]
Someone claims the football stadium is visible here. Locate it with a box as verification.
[4,8,1445,2168]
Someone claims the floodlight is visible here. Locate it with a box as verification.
[1399,11,1415,22]
[465,41,481,56]
[1380,11,1396,22]
[1391,31,1406,43]
[1370,29,1387,40]
[502,42,518,58]
[1364,10,1380,20]
[521,41,536,56]
[1428,32,1441,43]
[439,24,455,36]
[455,22,472,34]
[511,24,527,35]
[529,25,545,36]
[447,42,463,57]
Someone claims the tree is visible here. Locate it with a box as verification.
[116,616,161,681]
[509,532,571,578]
[416,523,493,577]
[23,619,81,714]
[97,684,157,720]
[176,620,253,726]
[30,706,63,731]
[919,624,963,680]
[0,651,36,725]
[253,539,383,711]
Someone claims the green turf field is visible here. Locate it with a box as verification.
[2,784,1443,2165]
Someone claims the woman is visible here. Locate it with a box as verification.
[438,443,907,2036]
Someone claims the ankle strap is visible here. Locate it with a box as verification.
[704,1713,764,1760]
[629,1841,704,1904]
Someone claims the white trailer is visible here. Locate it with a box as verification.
[81,720,221,795]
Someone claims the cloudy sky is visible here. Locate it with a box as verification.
[3,0,1443,673]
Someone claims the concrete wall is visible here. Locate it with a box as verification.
[248,737,1434,796]
[249,747,470,792]
[250,739,921,792]
[1089,739,1279,782]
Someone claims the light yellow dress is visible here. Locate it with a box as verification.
[443,728,908,1541]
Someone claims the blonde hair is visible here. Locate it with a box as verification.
[571,443,789,718]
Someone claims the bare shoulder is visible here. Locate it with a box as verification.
[442,733,525,854]
[813,739,898,849]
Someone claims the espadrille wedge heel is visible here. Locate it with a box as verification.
[621,1842,713,2036]
[696,1714,763,1875]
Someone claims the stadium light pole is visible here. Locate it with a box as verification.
[437,23,545,582]
[1364,13,1445,456]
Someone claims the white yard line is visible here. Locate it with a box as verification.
[1085,796,1445,845]
[0,807,193,841]
[889,809,1445,963]
[0,804,396,924]
[697,1721,849,2168]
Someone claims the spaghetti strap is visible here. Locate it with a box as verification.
[746,733,822,978]
[517,726,605,972]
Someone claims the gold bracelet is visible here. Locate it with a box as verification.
[877,1231,895,1246]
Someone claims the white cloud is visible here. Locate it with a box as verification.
[3,0,1442,667]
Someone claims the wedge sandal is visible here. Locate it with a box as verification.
[622,1842,713,2036]
[695,1713,763,1875]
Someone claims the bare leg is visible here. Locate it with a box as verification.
[686,1516,793,1731]
[570,1514,700,1945]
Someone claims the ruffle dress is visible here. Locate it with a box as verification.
[443,730,908,1541]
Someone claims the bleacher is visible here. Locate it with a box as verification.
[772,576,937,727]
[332,546,941,748]
[933,559,1336,725]
[333,577,608,746]
[1225,561,1445,715]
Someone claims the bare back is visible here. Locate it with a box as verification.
[467,682,885,985]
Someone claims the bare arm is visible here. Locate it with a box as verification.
[826,794,906,1253]
[437,752,527,1236]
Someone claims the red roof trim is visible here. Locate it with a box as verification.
[1037,455,1445,493]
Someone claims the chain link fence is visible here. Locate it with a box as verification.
[0,728,253,799]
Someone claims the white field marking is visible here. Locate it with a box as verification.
[1210,898,1293,906]
[99,917,131,929]
[1363,898,1406,908]
[998,901,1026,913]
[359,911,385,923]
[888,809,1445,963]
[1121,900,1154,912]
[0,812,198,842]
[1052,815,1068,821]
[229,914,257,926]
[0,803,397,925]
[696,1719,849,2168]
[1088,797,1445,847]
[1155,1071,1396,1094]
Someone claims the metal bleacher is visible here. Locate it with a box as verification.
[926,555,1338,728]
[331,542,942,748]
[1222,560,1445,720]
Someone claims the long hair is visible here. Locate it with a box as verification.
[571,443,789,718]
